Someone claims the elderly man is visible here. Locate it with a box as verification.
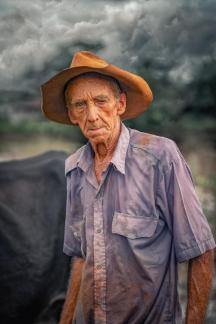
[41,51,215,324]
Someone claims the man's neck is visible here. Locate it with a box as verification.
[91,121,121,183]
[92,121,121,163]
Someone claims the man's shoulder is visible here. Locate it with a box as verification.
[65,144,87,175]
[128,128,181,167]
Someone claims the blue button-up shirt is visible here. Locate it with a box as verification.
[63,122,215,324]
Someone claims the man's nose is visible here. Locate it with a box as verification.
[87,101,98,122]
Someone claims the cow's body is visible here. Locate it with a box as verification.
[0,151,71,324]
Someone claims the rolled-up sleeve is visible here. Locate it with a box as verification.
[63,174,82,257]
[158,141,216,263]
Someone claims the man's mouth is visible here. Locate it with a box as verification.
[88,127,105,135]
[88,126,103,131]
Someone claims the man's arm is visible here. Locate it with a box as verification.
[185,249,214,324]
[59,257,85,324]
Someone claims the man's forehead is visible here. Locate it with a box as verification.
[68,75,112,87]
[66,76,115,97]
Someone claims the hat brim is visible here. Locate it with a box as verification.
[41,64,153,125]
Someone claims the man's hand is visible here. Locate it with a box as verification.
[185,249,214,324]
[59,257,84,324]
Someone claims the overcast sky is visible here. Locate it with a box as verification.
[0,0,215,116]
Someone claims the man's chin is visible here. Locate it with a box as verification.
[89,135,107,145]
[86,128,108,142]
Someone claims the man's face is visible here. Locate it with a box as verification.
[66,76,126,146]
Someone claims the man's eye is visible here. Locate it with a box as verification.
[95,99,106,105]
[74,102,86,109]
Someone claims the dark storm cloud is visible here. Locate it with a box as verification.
[0,0,215,115]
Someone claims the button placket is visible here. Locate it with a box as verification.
[93,186,107,324]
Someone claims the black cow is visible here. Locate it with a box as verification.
[0,151,71,324]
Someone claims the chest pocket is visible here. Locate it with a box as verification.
[112,212,158,239]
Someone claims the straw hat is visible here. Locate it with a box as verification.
[41,51,153,124]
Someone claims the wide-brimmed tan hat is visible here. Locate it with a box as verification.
[41,51,153,124]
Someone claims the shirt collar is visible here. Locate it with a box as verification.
[110,122,130,174]
[65,142,93,175]
[65,122,130,175]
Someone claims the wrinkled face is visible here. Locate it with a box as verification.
[66,76,126,145]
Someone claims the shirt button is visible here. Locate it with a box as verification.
[73,231,78,237]
[96,264,102,270]
[96,228,102,233]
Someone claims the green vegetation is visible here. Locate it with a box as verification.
[0,116,85,143]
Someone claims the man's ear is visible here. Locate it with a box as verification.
[68,108,78,125]
[117,93,126,116]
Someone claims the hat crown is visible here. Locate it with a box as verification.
[70,51,108,69]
